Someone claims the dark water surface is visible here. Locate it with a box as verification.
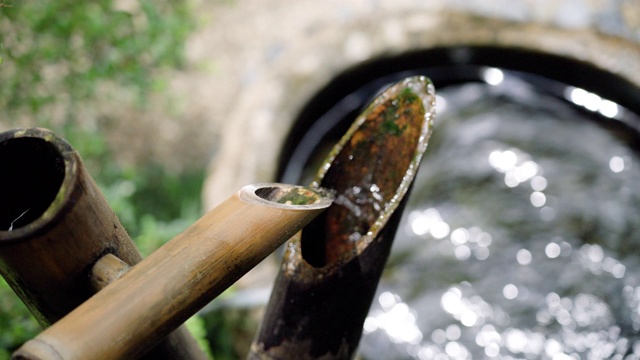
[357,72,640,359]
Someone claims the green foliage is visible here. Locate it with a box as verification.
[0,0,219,356]
[99,162,205,257]
[201,310,245,360]
[186,314,214,359]
[0,278,39,358]
[0,0,193,117]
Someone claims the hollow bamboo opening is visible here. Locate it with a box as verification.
[255,185,325,205]
[0,137,65,232]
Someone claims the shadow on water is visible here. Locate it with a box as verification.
[279,46,640,359]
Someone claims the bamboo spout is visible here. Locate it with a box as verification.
[13,182,332,360]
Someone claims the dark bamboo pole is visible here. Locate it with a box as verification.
[13,183,333,360]
[250,76,436,359]
[0,127,208,360]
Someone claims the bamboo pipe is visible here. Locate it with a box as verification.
[13,183,333,360]
[0,128,208,360]
[250,76,436,359]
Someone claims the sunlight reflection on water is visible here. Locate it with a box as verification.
[358,74,640,359]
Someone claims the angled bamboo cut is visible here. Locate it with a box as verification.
[13,182,333,360]
[0,128,206,360]
[250,76,436,359]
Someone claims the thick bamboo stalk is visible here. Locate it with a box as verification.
[250,76,436,359]
[0,128,208,360]
[13,183,332,360]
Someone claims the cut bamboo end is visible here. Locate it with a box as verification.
[0,128,77,241]
[241,183,333,209]
[303,75,436,269]
[13,183,332,360]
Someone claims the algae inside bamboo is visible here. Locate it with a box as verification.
[301,76,435,268]
[255,186,330,206]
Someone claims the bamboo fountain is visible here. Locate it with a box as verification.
[0,75,435,359]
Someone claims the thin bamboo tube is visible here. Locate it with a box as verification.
[13,183,332,360]
[90,253,132,292]
[0,128,208,360]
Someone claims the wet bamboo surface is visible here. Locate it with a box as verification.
[13,183,332,360]
[0,128,209,359]
[251,76,436,359]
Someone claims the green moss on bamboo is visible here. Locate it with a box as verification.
[276,188,322,205]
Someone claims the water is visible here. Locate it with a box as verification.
[357,73,640,359]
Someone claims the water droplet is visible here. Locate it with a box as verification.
[503,284,518,299]
[599,99,619,118]
[441,288,462,315]
[431,221,450,239]
[545,243,561,258]
[530,192,546,207]
[482,68,504,86]
[609,156,625,173]
[454,245,471,261]
[474,247,490,261]
[445,341,462,357]
[484,343,500,357]
[489,150,517,172]
[516,249,532,265]
[476,232,492,247]
[531,175,548,191]
[363,317,378,333]
[432,329,447,344]
[461,310,478,327]
[451,228,469,245]
[540,206,556,221]
[446,324,461,341]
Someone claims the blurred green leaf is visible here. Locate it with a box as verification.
[186,315,214,359]
[0,0,194,121]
